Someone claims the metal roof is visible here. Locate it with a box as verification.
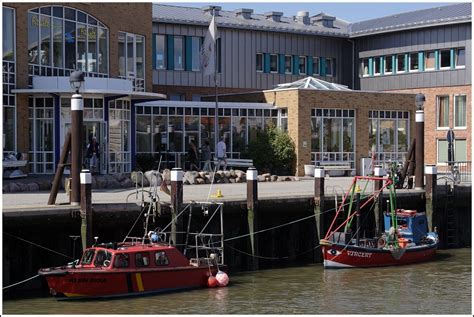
[152,3,471,38]
[349,3,472,37]
[270,77,351,91]
[153,4,349,37]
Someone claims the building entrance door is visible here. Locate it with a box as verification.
[63,121,107,174]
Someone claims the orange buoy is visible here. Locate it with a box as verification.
[215,271,229,287]
[207,276,218,288]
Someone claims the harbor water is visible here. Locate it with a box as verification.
[3,248,471,315]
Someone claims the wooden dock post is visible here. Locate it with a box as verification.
[80,169,93,251]
[415,97,425,190]
[373,166,386,235]
[314,167,325,241]
[425,165,437,232]
[246,167,259,270]
[170,168,183,248]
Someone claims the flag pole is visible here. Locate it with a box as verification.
[213,8,219,156]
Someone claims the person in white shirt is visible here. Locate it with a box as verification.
[216,137,227,171]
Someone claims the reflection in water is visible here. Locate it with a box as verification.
[3,249,471,314]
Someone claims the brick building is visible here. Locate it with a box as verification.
[3,3,163,174]
[2,3,471,176]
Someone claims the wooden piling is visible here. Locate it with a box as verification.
[170,168,183,248]
[246,167,259,270]
[425,165,437,232]
[71,94,84,206]
[415,109,425,190]
[314,167,325,241]
[80,169,92,251]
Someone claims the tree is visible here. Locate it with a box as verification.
[242,125,295,174]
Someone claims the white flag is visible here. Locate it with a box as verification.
[200,15,217,76]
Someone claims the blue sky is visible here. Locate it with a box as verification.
[163,2,460,22]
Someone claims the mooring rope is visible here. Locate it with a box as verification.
[3,232,73,259]
[225,241,322,260]
[3,274,40,290]
[223,200,352,243]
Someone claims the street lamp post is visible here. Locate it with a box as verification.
[415,93,425,190]
[69,71,85,205]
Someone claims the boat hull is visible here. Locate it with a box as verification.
[322,243,438,268]
[40,266,221,299]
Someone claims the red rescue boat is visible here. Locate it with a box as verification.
[320,175,439,269]
[39,199,228,299]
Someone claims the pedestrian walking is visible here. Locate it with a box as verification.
[187,140,200,171]
[201,139,212,172]
[216,137,227,171]
[86,136,100,174]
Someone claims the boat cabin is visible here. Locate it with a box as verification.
[76,243,190,270]
[384,209,429,244]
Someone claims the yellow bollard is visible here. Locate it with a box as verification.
[212,189,223,198]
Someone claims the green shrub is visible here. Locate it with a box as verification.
[242,125,295,174]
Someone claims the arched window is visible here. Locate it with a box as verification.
[27,5,108,83]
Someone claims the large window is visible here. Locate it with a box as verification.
[136,105,283,165]
[27,6,108,81]
[325,58,333,76]
[384,56,393,74]
[173,36,184,71]
[439,49,450,69]
[191,36,201,71]
[409,53,418,71]
[3,7,16,152]
[256,53,263,72]
[425,51,435,71]
[373,57,381,76]
[454,95,467,128]
[284,55,292,74]
[299,56,306,75]
[369,110,410,163]
[3,7,15,61]
[118,32,145,91]
[28,97,55,174]
[455,48,465,68]
[270,54,278,73]
[313,57,320,76]
[438,139,467,163]
[437,96,449,129]
[108,99,131,173]
[396,54,405,73]
[311,109,355,166]
[361,58,369,77]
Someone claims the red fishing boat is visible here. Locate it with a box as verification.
[39,200,229,299]
[320,175,438,269]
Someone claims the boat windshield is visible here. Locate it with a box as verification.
[94,250,113,267]
[80,249,96,265]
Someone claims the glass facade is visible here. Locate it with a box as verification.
[369,110,410,163]
[118,32,145,91]
[135,104,283,166]
[3,7,16,152]
[28,97,55,174]
[27,5,109,85]
[108,99,131,173]
[311,109,355,167]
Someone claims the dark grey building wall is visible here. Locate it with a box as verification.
[153,23,351,89]
[354,23,471,91]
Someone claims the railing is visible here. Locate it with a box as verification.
[445,161,472,184]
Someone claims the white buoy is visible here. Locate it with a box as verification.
[215,270,229,287]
